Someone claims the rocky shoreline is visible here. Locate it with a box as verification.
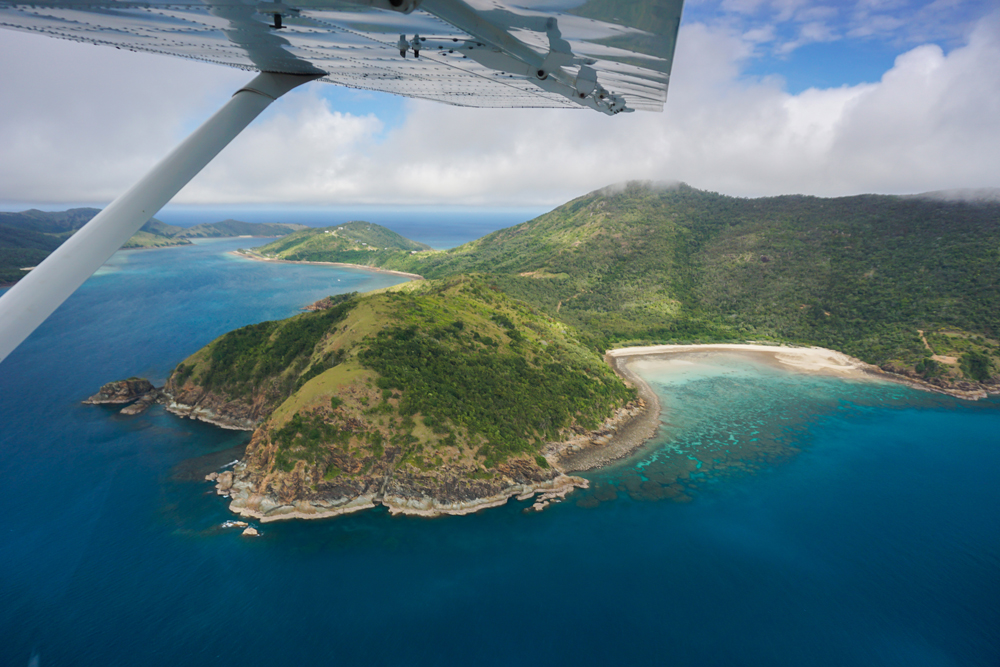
[87,342,997,524]
[84,377,603,520]
[875,363,998,400]
[208,464,589,522]
[541,355,661,472]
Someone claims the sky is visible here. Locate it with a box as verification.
[0,0,998,212]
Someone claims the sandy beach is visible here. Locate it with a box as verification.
[231,249,425,281]
[564,342,995,474]
[550,343,924,474]
[609,343,881,378]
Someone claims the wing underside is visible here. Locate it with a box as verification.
[0,0,683,113]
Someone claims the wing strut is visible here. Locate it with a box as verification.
[0,71,321,364]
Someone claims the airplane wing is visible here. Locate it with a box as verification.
[0,0,683,114]
[0,0,684,364]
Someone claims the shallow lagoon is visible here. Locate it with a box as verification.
[1,239,998,666]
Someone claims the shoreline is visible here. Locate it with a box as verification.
[217,468,589,522]
[543,355,662,473]
[185,343,997,522]
[547,342,995,476]
[609,343,993,401]
[230,249,425,281]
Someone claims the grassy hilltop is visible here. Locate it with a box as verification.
[246,220,430,266]
[168,276,633,516]
[263,182,1000,380]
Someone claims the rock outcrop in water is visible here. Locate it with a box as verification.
[83,377,164,415]
[83,377,155,404]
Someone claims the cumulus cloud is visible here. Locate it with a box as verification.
[1,10,998,207]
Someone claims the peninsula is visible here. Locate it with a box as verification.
[160,276,639,520]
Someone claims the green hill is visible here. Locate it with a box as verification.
[176,219,306,238]
[0,225,63,285]
[249,220,431,265]
[166,276,632,519]
[281,182,1000,381]
[0,208,107,235]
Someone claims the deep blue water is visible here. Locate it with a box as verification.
[1,240,998,666]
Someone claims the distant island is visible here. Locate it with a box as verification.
[0,208,306,285]
[233,220,429,281]
[90,182,1000,521]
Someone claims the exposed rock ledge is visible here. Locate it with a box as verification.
[211,462,588,522]
[162,383,270,431]
[164,399,259,431]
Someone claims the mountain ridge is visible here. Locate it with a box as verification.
[260,182,1000,385]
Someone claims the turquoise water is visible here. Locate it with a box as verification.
[1,240,998,666]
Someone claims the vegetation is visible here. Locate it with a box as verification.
[249,220,430,264]
[197,294,358,400]
[0,225,61,284]
[0,209,303,285]
[176,219,305,238]
[358,293,632,466]
[292,182,999,380]
[171,277,633,475]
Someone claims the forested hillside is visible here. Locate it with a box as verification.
[291,182,1000,379]
[167,276,632,518]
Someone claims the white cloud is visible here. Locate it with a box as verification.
[0,30,249,203]
[1,11,999,207]
[775,19,839,54]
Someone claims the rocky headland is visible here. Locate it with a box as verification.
[88,277,643,521]
[877,363,998,400]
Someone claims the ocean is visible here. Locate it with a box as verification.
[1,237,998,666]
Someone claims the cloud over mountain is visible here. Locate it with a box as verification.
[1,8,997,207]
